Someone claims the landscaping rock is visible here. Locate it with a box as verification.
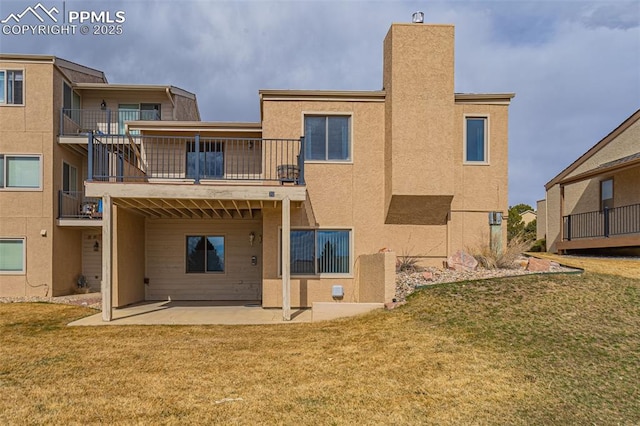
[385,301,406,310]
[526,257,552,272]
[422,271,434,281]
[446,250,478,272]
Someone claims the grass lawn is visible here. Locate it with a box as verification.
[1,272,639,424]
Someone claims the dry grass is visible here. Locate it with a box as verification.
[2,272,639,424]
[529,252,640,278]
[468,236,531,269]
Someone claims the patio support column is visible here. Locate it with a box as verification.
[101,194,113,321]
[282,196,291,321]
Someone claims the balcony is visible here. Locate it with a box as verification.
[60,108,161,136]
[87,134,305,186]
[58,191,103,225]
[559,203,640,251]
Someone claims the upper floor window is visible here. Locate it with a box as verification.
[0,70,24,105]
[0,155,41,190]
[63,162,78,193]
[465,117,488,163]
[601,179,613,210]
[304,115,351,161]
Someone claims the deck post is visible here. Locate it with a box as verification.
[101,194,113,322]
[87,132,93,182]
[282,196,291,321]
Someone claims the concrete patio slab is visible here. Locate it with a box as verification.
[68,301,312,326]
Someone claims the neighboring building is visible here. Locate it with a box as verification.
[519,210,536,226]
[538,109,640,253]
[1,20,514,320]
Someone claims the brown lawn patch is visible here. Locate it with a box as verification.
[529,252,640,278]
[1,273,639,424]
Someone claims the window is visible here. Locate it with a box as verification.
[601,179,613,210]
[140,103,161,121]
[186,236,225,273]
[0,70,24,105]
[0,155,41,189]
[186,140,224,179]
[304,115,350,161]
[288,229,351,275]
[62,82,81,121]
[0,238,25,274]
[63,162,78,193]
[465,117,488,163]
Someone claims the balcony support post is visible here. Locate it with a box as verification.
[87,132,93,182]
[282,196,291,321]
[298,136,305,185]
[566,215,572,241]
[194,134,200,184]
[101,194,113,322]
[604,207,610,238]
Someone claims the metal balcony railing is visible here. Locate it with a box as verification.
[87,133,305,185]
[563,203,640,240]
[58,190,102,219]
[60,109,161,136]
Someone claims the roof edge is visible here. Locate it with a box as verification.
[545,109,640,190]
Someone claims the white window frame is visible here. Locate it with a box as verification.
[0,238,26,275]
[0,154,43,191]
[463,114,490,165]
[0,69,25,106]
[62,161,78,193]
[302,112,354,164]
[279,227,353,278]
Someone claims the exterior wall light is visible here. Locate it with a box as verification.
[249,232,255,246]
[100,100,107,110]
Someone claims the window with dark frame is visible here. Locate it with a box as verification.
[63,162,78,193]
[0,70,24,105]
[304,115,350,161]
[601,179,613,210]
[186,235,225,273]
[465,117,487,162]
[287,229,351,275]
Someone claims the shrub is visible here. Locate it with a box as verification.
[529,239,546,252]
[468,236,531,269]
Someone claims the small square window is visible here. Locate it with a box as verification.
[465,117,487,163]
[304,115,350,161]
[186,236,225,273]
[0,238,25,274]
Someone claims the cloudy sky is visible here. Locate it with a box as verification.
[1,0,639,208]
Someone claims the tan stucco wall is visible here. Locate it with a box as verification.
[544,117,640,252]
[357,251,396,303]
[112,206,145,307]
[383,24,455,198]
[0,60,55,297]
[258,23,510,307]
[536,200,547,241]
